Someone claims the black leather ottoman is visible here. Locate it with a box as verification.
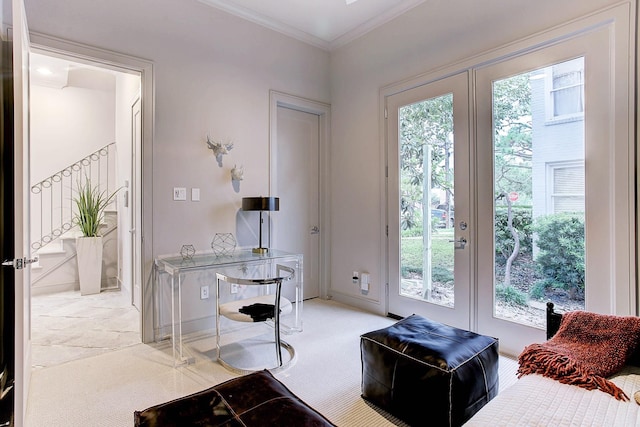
[360,315,499,427]
[134,370,335,426]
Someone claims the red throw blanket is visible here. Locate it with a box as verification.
[518,310,640,401]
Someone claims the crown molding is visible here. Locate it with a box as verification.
[198,0,426,51]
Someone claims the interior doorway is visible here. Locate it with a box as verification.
[28,50,143,367]
[270,90,331,301]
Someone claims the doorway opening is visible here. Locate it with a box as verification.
[29,50,143,368]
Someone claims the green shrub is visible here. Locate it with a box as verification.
[432,266,454,284]
[529,278,565,300]
[533,213,585,299]
[495,206,533,263]
[495,284,528,306]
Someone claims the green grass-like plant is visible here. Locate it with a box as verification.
[74,178,119,237]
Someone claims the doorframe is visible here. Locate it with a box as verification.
[26,31,155,343]
[130,94,142,311]
[269,90,331,298]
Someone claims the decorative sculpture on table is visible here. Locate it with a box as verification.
[212,233,236,257]
[180,244,196,260]
[206,135,234,167]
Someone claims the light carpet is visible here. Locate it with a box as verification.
[25,298,518,426]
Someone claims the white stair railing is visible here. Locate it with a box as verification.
[30,142,118,251]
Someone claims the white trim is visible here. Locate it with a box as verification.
[197,0,426,51]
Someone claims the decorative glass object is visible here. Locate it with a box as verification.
[180,245,196,260]
[212,233,236,257]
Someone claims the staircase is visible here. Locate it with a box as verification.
[30,143,121,296]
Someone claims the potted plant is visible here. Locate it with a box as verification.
[73,178,119,295]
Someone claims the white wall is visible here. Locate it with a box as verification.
[30,83,115,183]
[18,0,629,326]
[17,0,330,336]
[21,0,330,252]
[328,0,628,313]
[114,72,141,295]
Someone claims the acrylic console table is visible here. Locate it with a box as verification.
[154,249,303,366]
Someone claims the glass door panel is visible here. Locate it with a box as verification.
[476,21,633,356]
[388,72,470,330]
[492,58,585,329]
[399,94,455,308]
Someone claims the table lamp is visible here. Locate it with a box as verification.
[242,196,280,254]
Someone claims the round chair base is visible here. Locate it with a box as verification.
[217,340,296,375]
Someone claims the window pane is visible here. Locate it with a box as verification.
[493,58,585,329]
[553,86,583,116]
[399,94,455,308]
[549,58,584,118]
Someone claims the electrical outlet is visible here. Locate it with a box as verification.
[230,284,239,294]
[200,285,209,300]
[361,273,370,292]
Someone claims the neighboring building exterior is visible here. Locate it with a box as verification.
[531,58,585,220]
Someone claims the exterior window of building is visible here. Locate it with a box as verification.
[547,161,584,213]
[545,58,584,122]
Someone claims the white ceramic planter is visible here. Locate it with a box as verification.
[76,236,103,295]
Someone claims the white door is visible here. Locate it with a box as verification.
[274,105,320,300]
[131,96,142,311]
[387,72,472,330]
[12,0,32,424]
[475,21,634,356]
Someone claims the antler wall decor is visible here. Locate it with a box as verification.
[206,135,234,166]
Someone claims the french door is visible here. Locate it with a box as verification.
[387,72,471,330]
[387,6,634,355]
[475,18,634,355]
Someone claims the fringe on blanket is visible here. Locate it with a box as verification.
[518,343,629,401]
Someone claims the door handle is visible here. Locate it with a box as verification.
[2,256,38,269]
[448,237,467,249]
[310,226,320,235]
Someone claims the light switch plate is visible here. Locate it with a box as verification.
[173,187,187,201]
[192,188,200,201]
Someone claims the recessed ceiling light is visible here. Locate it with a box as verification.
[346,0,359,4]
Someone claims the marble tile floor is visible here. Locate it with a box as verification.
[31,289,141,369]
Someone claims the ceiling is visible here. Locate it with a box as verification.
[30,52,119,90]
[197,0,427,50]
[31,0,426,81]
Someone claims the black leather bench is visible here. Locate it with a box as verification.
[360,314,499,427]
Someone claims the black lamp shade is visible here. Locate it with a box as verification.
[242,197,279,212]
